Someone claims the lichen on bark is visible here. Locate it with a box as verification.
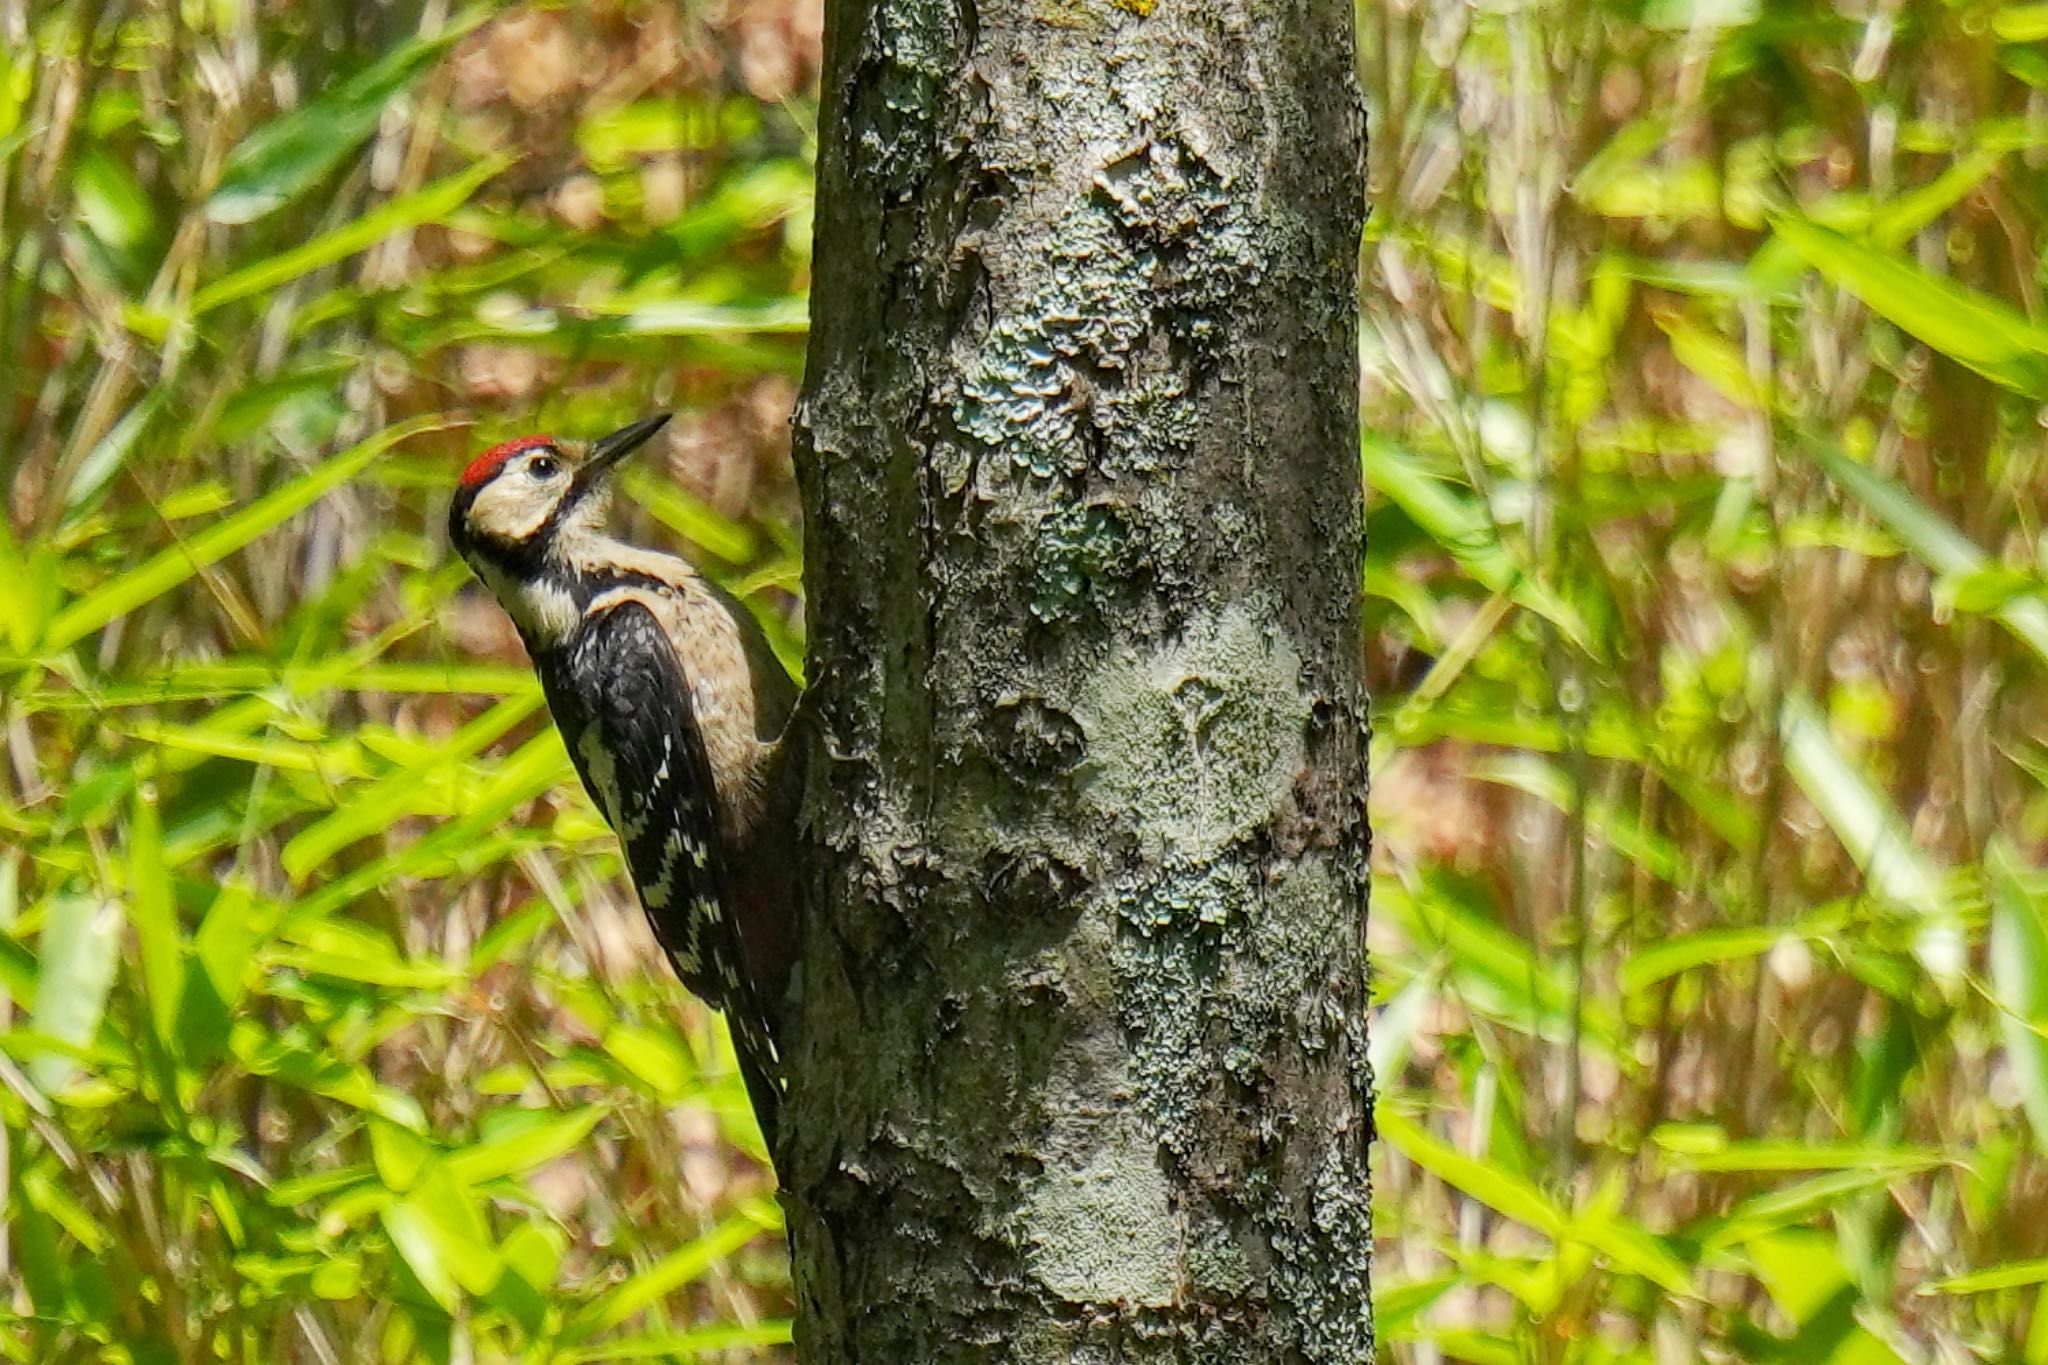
[788,0,1371,1358]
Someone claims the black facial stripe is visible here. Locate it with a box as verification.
[529,492,578,550]
[456,528,672,605]
[446,483,478,549]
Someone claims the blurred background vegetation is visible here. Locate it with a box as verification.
[1362,1,2048,1361]
[2,0,2046,1361]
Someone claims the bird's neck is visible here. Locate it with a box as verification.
[482,532,701,654]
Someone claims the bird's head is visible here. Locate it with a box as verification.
[447,413,670,573]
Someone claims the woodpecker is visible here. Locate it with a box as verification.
[447,414,797,1148]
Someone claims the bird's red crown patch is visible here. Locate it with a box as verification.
[461,435,555,488]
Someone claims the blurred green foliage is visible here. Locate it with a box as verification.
[2,1,813,1359]
[7,0,2048,1361]
[1361,0,2048,1359]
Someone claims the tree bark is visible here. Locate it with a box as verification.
[787,0,1371,1358]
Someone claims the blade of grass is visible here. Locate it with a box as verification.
[189,158,509,318]
[1780,694,1961,982]
[41,414,456,653]
[1809,438,2048,667]
[206,10,489,225]
[1772,216,2048,397]
[568,1198,783,1337]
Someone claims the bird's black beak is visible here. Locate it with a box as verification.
[585,412,671,474]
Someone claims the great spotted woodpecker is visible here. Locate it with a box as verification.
[447,414,796,1148]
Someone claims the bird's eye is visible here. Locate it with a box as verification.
[527,454,559,479]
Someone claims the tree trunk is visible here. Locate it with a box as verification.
[786,0,1371,1358]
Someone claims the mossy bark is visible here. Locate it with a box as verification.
[787,0,1371,1358]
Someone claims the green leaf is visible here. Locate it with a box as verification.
[126,784,183,1049]
[1809,438,2048,667]
[1376,1107,1566,1235]
[1476,754,1688,885]
[371,1119,437,1195]
[1652,1129,1948,1172]
[1704,1167,1938,1252]
[0,519,62,650]
[22,1167,110,1254]
[1653,309,1762,410]
[498,1219,567,1290]
[1937,564,2046,615]
[620,467,758,564]
[445,1106,607,1187]
[1567,1174,1695,1296]
[569,1199,781,1336]
[388,1166,502,1302]
[268,919,454,990]
[190,158,509,316]
[602,296,811,336]
[288,728,571,922]
[380,1199,460,1312]
[310,1258,364,1301]
[1924,1259,2048,1295]
[1361,436,1593,651]
[1991,840,2048,1157]
[41,414,456,652]
[556,1324,796,1363]
[281,690,543,881]
[74,146,161,261]
[206,12,488,224]
[231,1022,427,1131]
[1780,693,1960,982]
[1771,216,2048,397]
[180,880,276,1066]
[11,1182,69,1314]
[1620,926,1785,994]
[28,894,123,1094]
[63,390,167,516]
[1745,1231,1860,1328]
[603,1023,692,1099]
[1995,4,2048,42]
[1376,874,1622,1051]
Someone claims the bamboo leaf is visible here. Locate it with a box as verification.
[41,414,456,652]
[446,1106,607,1187]
[1772,216,2048,396]
[1991,840,2048,1157]
[206,12,488,224]
[1809,439,2048,667]
[1924,1259,2048,1295]
[192,158,509,316]
[1362,437,1593,651]
[1780,693,1961,982]
[1376,1107,1565,1236]
[28,894,123,1094]
[1995,4,2048,42]
[1621,927,1785,995]
[556,1324,796,1362]
[569,1200,781,1336]
[126,784,183,1048]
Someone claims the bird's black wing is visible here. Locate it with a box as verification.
[537,599,782,1144]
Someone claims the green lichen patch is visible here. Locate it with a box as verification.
[1023,1109,1179,1307]
[1029,501,1142,627]
[1076,604,1309,860]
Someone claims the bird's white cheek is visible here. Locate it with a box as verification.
[471,481,554,542]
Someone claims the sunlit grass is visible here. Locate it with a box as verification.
[2,2,810,1359]
[1362,2,2048,1359]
